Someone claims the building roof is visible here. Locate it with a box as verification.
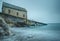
[2,2,27,12]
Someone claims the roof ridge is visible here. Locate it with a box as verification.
[3,2,27,12]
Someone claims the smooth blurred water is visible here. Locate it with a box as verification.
[0,23,60,41]
[30,23,60,31]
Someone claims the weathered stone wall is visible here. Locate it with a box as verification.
[3,7,27,19]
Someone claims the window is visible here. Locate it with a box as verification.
[2,8,4,12]
[23,14,25,17]
[0,20,3,27]
[8,9,10,13]
[0,20,3,23]
[17,12,18,16]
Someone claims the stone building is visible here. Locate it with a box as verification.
[1,2,27,26]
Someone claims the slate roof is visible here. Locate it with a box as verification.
[2,2,27,12]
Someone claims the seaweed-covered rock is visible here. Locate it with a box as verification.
[0,17,12,36]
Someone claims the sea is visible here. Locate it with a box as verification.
[0,23,60,41]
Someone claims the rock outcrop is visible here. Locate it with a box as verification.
[0,17,12,36]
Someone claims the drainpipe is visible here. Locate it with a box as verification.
[26,11,27,24]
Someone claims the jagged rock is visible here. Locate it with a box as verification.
[0,17,12,36]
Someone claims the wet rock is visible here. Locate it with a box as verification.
[0,17,12,36]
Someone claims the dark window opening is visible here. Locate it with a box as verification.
[0,20,3,23]
[8,9,10,13]
[17,12,18,16]
[23,14,25,17]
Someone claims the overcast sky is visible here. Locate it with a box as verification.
[0,0,60,23]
